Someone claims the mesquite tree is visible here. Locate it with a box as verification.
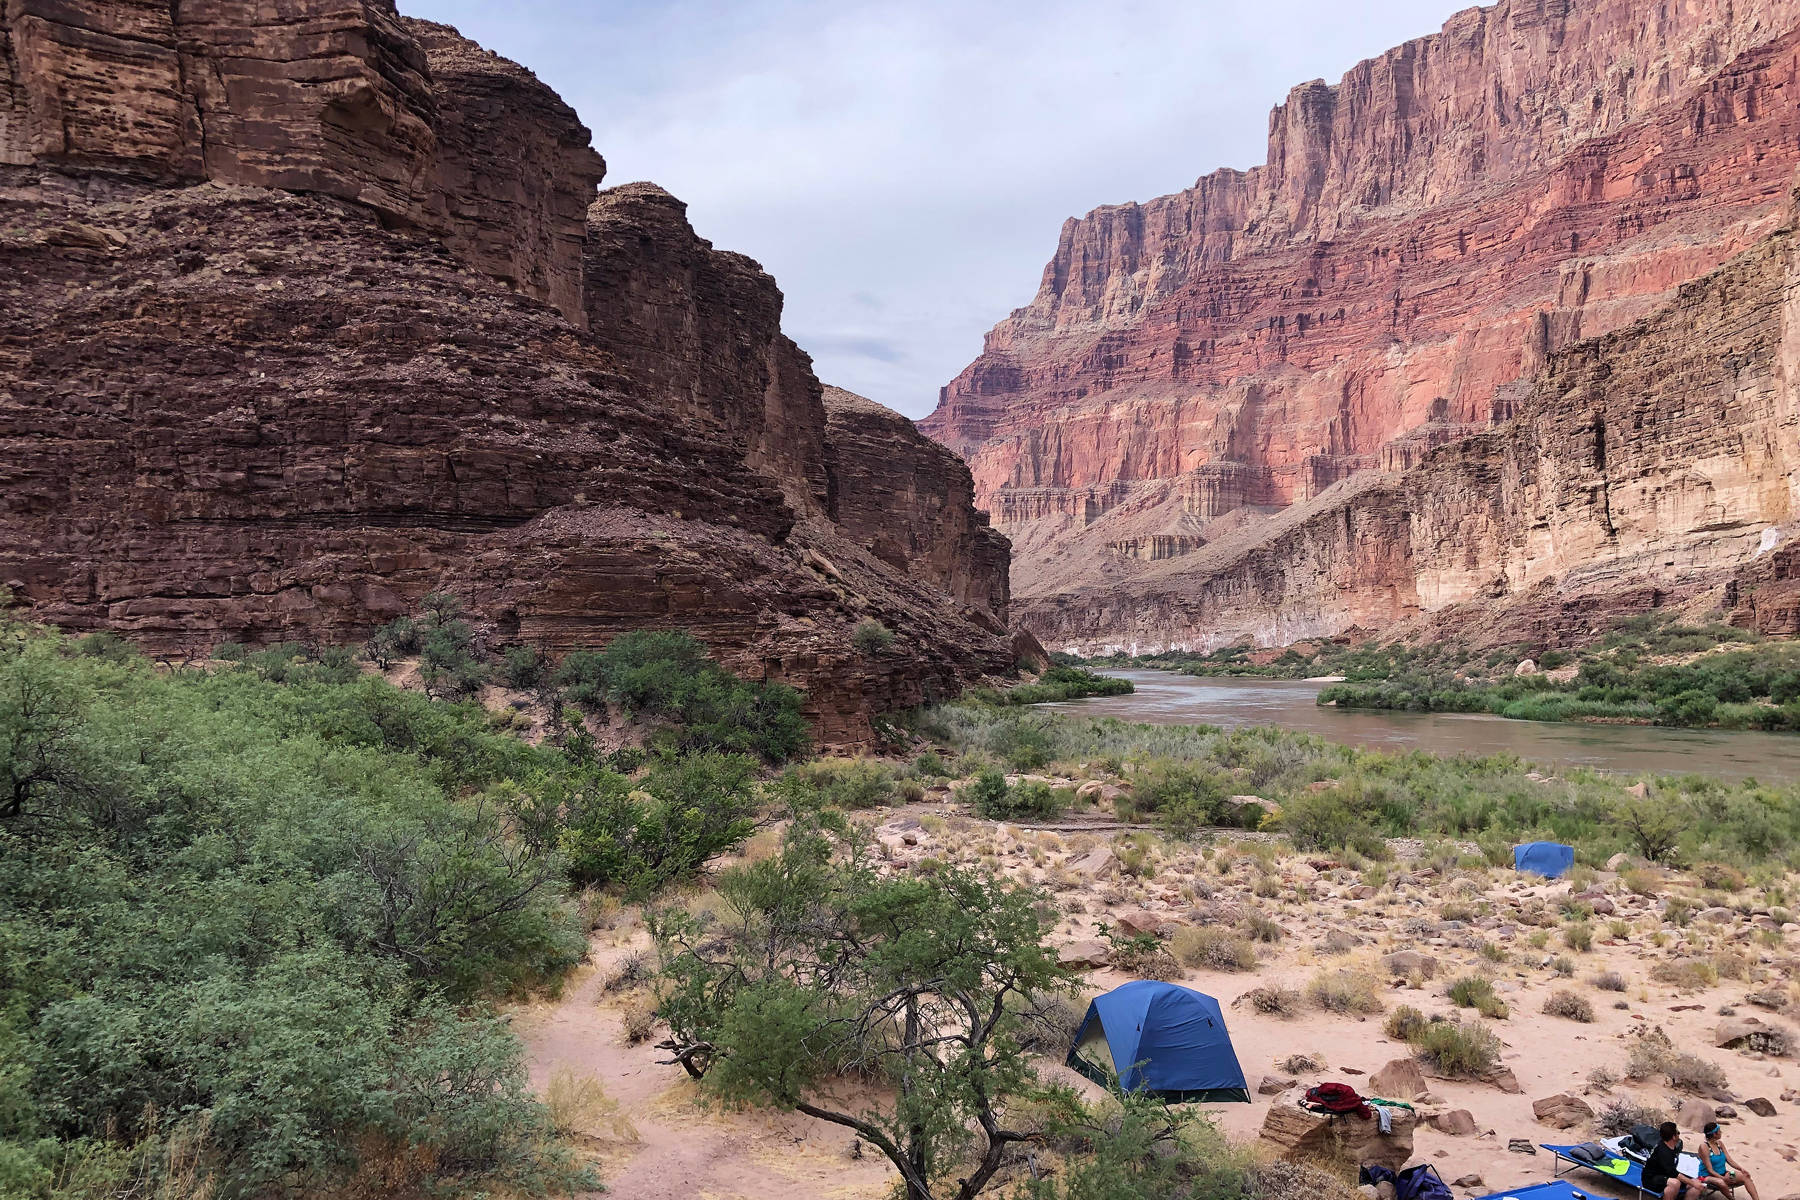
[651,807,1076,1200]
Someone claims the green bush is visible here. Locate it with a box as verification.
[501,644,549,690]
[0,627,588,1196]
[851,619,895,655]
[556,753,759,895]
[552,631,808,763]
[1448,974,1508,1018]
[1131,761,1230,836]
[969,770,1068,822]
[775,758,898,810]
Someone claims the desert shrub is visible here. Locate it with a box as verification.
[1596,1098,1667,1138]
[1306,969,1384,1015]
[851,620,895,655]
[1665,1053,1729,1093]
[1694,861,1747,891]
[1649,959,1717,990]
[1242,911,1284,943]
[1591,970,1627,992]
[1131,761,1230,836]
[911,749,949,779]
[1412,1019,1501,1077]
[1564,921,1593,952]
[415,592,487,699]
[1621,867,1661,896]
[776,757,898,810]
[1241,986,1304,1016]
[1171,927,1257,971]
[1542,990,1595,1022]
[1383,1005,1429,1042]
[1448,975,1508,1019]
[364,614,421,667]
[969,770,1067,822]
[1550,955,1576,977]
[1278,1052,1324,1075]
[1478,940,1508,964]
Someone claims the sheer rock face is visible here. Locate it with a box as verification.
[823,387,1011,621]
[1021,221,1800,653]
[0,2,1013,744]
[582,182,830,514]
[0,1,604,325]
[921,0,1800,645]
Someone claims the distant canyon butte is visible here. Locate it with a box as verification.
[921,0,1800,654]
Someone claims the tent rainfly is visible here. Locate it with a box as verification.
[1065,980,1250,1103]
[1513,842,1575,879]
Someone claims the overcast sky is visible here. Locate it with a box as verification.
[408,0,1457,418]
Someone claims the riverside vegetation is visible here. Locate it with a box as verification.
[0,597,1296,1200]
[1085,615,1800,731]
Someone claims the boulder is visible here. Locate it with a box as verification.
[1607,852,1634,871]
[1717,1015,1789,1049]
[1677,1099,1717,1133]
[1257,1104,1414,1172]
[1113,910,1167,938]
[1489,1067,1524,1095]
[1370,1058,1428,1101]
[1433,1110,1478,1136]
[1258,1075,1298,1096]
[1057,941,1111,969]
[1068,846,1117,876]
[1531,1093,1595,1129]
[1746,1096,1777,1117]
[1381,950,1438,980]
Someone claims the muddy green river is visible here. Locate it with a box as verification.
[1043,669,1800,784]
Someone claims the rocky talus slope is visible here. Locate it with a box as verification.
[0,1,1012,742]
[921,0,1800,650]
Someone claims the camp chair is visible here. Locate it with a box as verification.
[1468,1183,1593,1200]
[1540,1138,1705,1198]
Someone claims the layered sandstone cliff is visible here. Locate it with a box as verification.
[922,0,1800,645]
[1022,216,1800,653]
[0,1,1012,742]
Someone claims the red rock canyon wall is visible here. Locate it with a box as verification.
[923,0,1800,646]
[0,1,1012,743]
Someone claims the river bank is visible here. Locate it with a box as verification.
[1039,670,1800,785]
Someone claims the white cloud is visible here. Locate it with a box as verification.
[407,0,1458,416]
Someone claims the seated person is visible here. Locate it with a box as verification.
[1643,1122,1703,1200]
[1698,1122,1761,1200]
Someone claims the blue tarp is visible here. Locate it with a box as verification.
[1514,841,1575,878]
[1066,980,1250,1103]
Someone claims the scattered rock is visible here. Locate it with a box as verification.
[1068,846,1116,876]
[1056,941,1111,969]
[1258,1075,1297,1096]
[1508,1138,1535,1154]
[1453,1174,1484,1188]
[1381,950,1439,979]
[1434,1110,1478,1137]
[1531,1093,1595,1129]
[1747,1097,1778,1117]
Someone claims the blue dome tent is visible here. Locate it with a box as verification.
[1513,842,1575,878]
[1065,980,1250,1103]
